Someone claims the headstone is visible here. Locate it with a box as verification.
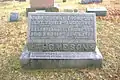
[9,12,19,22]
[20,12,103,69]
[19,0,26,2]
[81,0,102,4]
[26,0,56,17]
[86,7,107,16]
[30,0,54,8]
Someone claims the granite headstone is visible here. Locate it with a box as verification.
[26,0,55,17]
[81,0,102,4]
[86,7,107,16]
[30,0,54,8]
[9,12,19,22]
[20,12,103,69]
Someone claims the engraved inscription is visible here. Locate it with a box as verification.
[30,52,96,59]
[27,43,96,52]
[29,13,95,41]
[27,13,96,51]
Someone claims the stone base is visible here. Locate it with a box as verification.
[26,8,45,17]
[26,7,59,17]
[20,47,103,69]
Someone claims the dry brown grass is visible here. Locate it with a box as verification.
[0,0,120,80]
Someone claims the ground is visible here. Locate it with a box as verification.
[0,0,120,80]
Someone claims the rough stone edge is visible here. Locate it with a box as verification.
[20,47,103,69]
[20,46,30,69]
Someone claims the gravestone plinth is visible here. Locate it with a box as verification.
[26,7,59,17]
[20,12,103,69]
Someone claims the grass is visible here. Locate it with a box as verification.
[0,0,120,80]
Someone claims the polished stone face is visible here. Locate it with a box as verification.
[27,12,96,52]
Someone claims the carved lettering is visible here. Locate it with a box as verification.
[55,44,62,51]
[27,43,95,51]
[28,13,96,51]
[70,44,76,51]
[49,44,54,51]
[63,44,69,51]
[42,44,48,51]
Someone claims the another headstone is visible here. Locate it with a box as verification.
[26,0,55,17]
[15,0,26,2]
[86,7,107,16]
[81,0,102,4]
[20,12,103,69]
[9,12,19,22]
[30,0,54,8]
